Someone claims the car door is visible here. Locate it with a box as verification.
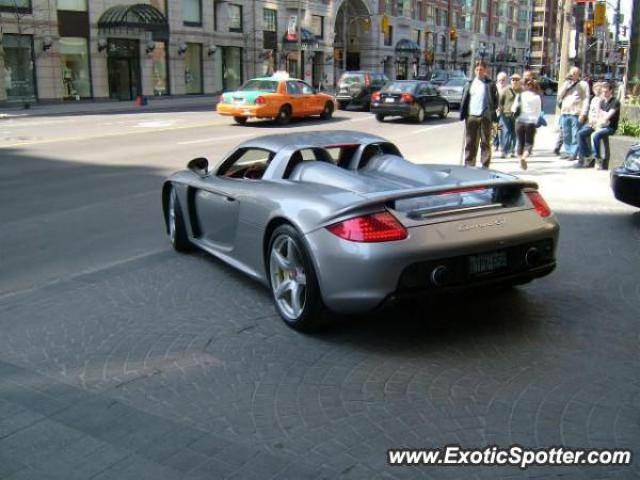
[298,81,320,115]
[415,83,430,112]
[194,148,272,250]
[424,83,442,114]
[285,80,304,116]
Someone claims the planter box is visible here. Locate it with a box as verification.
[609,135,639,169]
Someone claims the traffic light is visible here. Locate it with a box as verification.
[594,2,606,27]
[584,20,594,37]
[449,27,457,42]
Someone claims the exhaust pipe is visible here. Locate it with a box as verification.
[431,265,450,286]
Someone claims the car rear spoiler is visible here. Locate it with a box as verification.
[320,178,539,225]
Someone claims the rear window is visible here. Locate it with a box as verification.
[239,80,278,92]
[395,188,496,217]
[340,74,365,84]
[383,82,417,94]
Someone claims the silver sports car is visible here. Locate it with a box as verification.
[163,131,559,330]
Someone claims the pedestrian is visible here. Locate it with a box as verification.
[576,82,604,167]
[459,60,499,168]
[557,67,590,160]
[513,78,542,171]
[592,81,620,170]
[494,72,509,151]
[498,73,521,158]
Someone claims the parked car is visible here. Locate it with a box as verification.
[371,80,450,122]
[429,70,468,86]
[611,143,640,208]
[216,73,336,125]
[163,131,559,330]
[335,71,389,110]
[538,75,558,96]
[437,78,467,109]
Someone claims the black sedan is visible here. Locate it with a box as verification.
[371,81,450,123]
[538,75,558,96]
[611,143,640,208]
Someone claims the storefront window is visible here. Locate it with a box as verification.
[57,0,86,11]
[184,43,202,94]
[3,34,36,101]
[151,42,168,96]
[60,37,91,98]
[222,46,242,91]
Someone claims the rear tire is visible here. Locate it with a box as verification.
[375,113,385,122]
[320,102,334,120]
[415,106,426,123]
[338,101,349,110]
[276,105,292,125]
[268,224,328,331]
[167,186,191,252]
[440,103,450,119]
[233,116,248,125]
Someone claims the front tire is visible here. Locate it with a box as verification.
[338,101,349,110]
[268,225,327,331]
[440,103,450,119]
[375,113,385,122]
[320,102,334,120]
[233,116,248,125]
[167,186,191,252]
[276,105,292,125]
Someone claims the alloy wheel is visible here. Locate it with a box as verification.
[269,235,307,320]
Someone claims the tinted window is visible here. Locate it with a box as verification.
[339,73,365,85]
[383,82,417,93]
[239,80,278,92]
[220,148,275,179]
[298,81,314,94]
[286,81,302,94]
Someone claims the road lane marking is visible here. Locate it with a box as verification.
[177,133,257,145]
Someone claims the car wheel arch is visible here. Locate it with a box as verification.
[262,217,320,286]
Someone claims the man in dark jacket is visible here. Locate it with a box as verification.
[460,60,499,167]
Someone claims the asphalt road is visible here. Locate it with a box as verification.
[0,105,639,479]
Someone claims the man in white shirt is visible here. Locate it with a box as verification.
[557,67,590,160]
[459,61,499,168]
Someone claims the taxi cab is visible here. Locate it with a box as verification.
[216,72,336,125]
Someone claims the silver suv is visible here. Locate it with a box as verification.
[336,71,389,111]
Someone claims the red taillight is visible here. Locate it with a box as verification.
[400,93,415,103]
[256,96,266,105]
[371,92,381,102]
[326,212,408,243]
[526,191,551,217]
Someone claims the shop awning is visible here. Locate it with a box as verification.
[395,39,420,56]
[98,4,169,41]
[283,28,317,45]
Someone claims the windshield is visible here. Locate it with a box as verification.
[383,82,416,93]
[340,74,365,85]
[444,79,466,87]
[239,80,279,92]
[431,72,447,80]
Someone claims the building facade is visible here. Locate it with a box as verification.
[0,0,533,104]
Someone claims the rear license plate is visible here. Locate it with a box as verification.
[233,98,244,104]
[468,251,508,276]
[385,98,395,103]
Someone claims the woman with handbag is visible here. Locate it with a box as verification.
[512,78,541,171]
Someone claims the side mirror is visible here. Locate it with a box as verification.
[187,157,209,177]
